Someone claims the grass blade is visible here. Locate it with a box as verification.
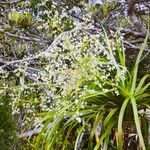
[130,96,146,150]
[118,98,129,150]
[116,35,125,67]
[94,119,116,150]
[88,112,104,149]
[103,108,118,127]
[103,28,120,72]
[135,75,150,94]
[74,124,85,150]
[131,30,149,93]
[103,135,109,150]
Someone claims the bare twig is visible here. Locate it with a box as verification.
[124,41,150,52]
[19,126,43,138]
[0,0,23,5]
[1,24,93,66]
[0,29,49,43]
[111,27,150,39]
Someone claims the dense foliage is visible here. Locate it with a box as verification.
[0,0,149,149]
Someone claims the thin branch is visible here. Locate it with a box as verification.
[124,41,150,52]
[19,126,43,138]
[0,0,23,5]
[0,29,49,43]
[111,27,150,39]
[0,24,89,66]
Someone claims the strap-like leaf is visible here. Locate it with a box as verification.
[88,112,104,150]
[94,119,116,150]
[74,122,86,150]
[103,108,118,127]
[116,36,125,67]
[117,98,129,150]
[141,82,150,92]
[135,75,150,94]
[130,96,146,150]
[131,29,149,93]
[103,135,109,150]
[103,28,120,72]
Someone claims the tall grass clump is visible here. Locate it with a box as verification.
[34,28,150,150]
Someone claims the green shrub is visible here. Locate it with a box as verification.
[34,30,150,150]
[0,93,17,150]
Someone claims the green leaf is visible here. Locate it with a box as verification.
[103,135,109,150]
[140,82,150,92]
[62,122,78,150]
[116,35,125,67]
[81,90,113,103]
[8,12,20,23]
[117,98,129,150]
[94,119,116,150]
[103,28,120,72]
[131,29,149,93]
[25,12,32,23]
[130,96,146,150]
[74,125,85,150]
[143,104,150,109]
[135,75,149,94]
[45,115,64,149]
[103,108,118,127]
[88,112,104,150]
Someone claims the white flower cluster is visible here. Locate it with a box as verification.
[36,27,122,113]
[36,1,74,35]
[0,23,125,128]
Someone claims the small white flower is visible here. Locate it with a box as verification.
[76,117,82,123]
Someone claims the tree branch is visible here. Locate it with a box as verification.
[0,29,49,43]
[0,0,23,5]
[19,126,43,138]
[111,27,150,39]
[124,41,150,52]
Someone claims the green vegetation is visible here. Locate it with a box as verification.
[34,29,150,149]
[0,94,17,150]
[0,0,149,149]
